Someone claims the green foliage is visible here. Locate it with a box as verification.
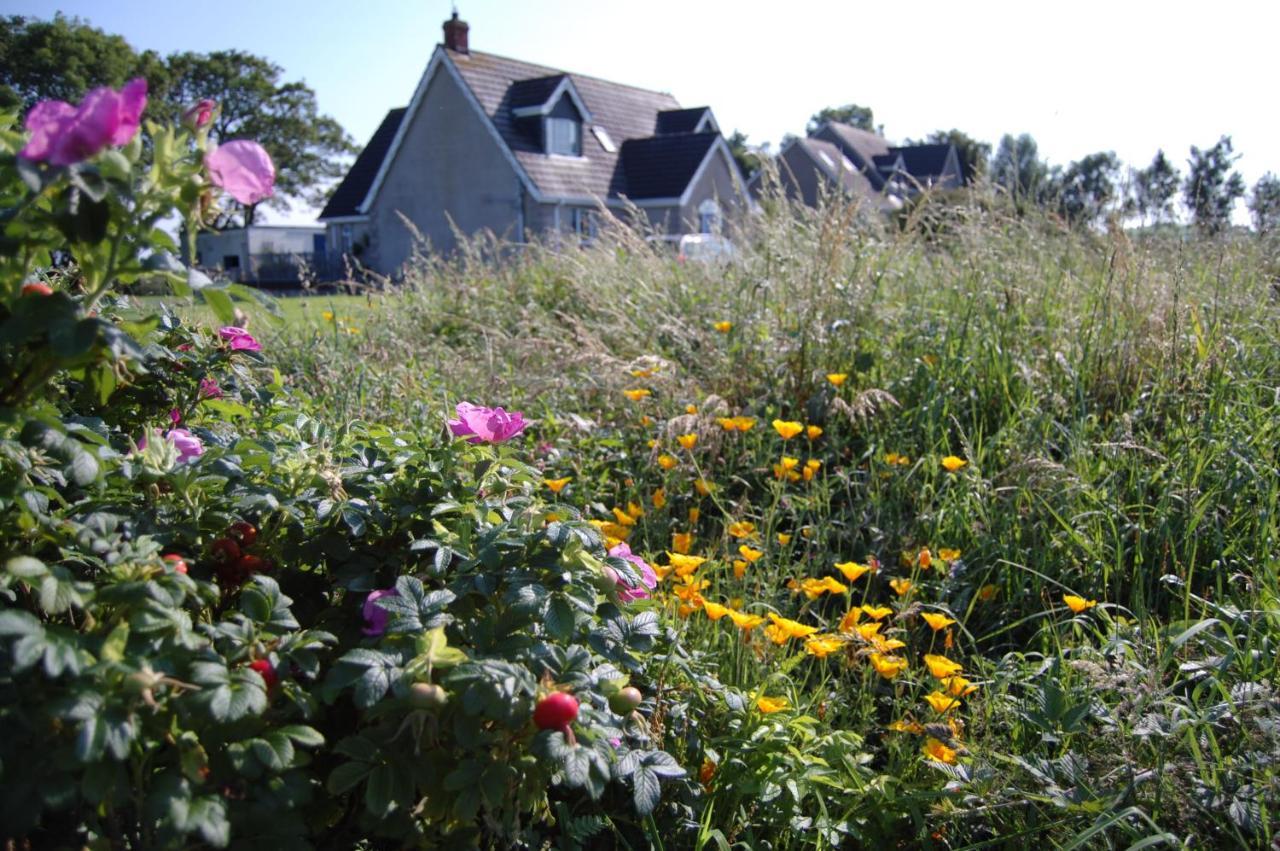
[1130,149,1181,224]
[1248,172,1280,236]
[1183,135,1246,234]
[910,128,991,183]
[990,132,1052,207]
[806,103,878,136]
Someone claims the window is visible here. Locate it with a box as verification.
[590,124,616,153]
[223,254,240,269]
[572,208,597,240]
[697,199,721,235]
[546,117,581,156]
[341,224,353,253]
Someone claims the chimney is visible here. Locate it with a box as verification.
[443,12,469,54]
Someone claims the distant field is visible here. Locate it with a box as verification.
[131,292,377,331]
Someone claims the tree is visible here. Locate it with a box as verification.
[0,14,167,111]
[1183,136,1245,234]
[905,129,990,183]
[807,103,878,136]
[726,130,764,180]
[158,51,355,225]
[1053,152,1120,226]
[1248,173,1280,236]
[990,133,1050,205]
[1129,150,1180,225]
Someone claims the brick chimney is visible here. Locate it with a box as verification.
[443,12,469,54]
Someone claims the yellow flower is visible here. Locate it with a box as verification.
[685,404,698,415]
[889,578,912,596]
[727,609,764,630]
[677,604,697,618]
[889,718,924,734]
[738,545,763,563]
[626,501,644,520]
[922,353,939,366]
[631,367,655,379]
[941,455,967,472]
[731,416,756,431]
[804,634,846,658]
[942,675,979,697]
[796,576,848,599]
[772,419,804,440]
[666,552,707,577]
[727,520,757,539]
[938,548,961,562]
[612,506,638,527]
[884,451,911,466]
[543,477,571,494]
[834,561,872,583]
[873,636,907,652]
[977,584,998,602]
[677,433,698,450]
[692,479,712,497]
[688,507,700,523]
[838,608,862,633]
[764,613,818,644]
[922,738,958,764]
[732,559,748,579]
[776,533,792,546]
[671,532,693,554]
[802,464,818,482]
[647,438,658,449]
[756,695,788,714]
[778,456,799,471]
[1063,594,1097,613]
[702,601,732,620]
[917,548,933,569]
[699,758,716,786]
[658,454,678,470]
[716,417,737,431]
[652,488,667,509]
[869,653,908,679]
[800,527,814,539]
[924,691,961,713]
[826,373,848,387]
[923,654,963,679]
[321,310,336,322]
[651,562,674,581]
[623,388,651,401]
[713,321,733,333]
[854,621,883,642]
[921,612,956,631]
[589,519,631,546]
[544,513,561,523]
[859,604,894,621]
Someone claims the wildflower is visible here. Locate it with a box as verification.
[138,427,205,465]
[860,604,894,621]
[801,527,814,539]
[699,758,717,786]
[693,478,713,496]
[853,621,883,642]
[727,521,756,538]
[671,531,693,554]
[806,425,823,440]
[732,416,756,431]
[938,548,961,562]
[651,562,673,581]
[838,608,862,633]
[918,548,933,569]
[652,488,667,509]
[362,588,400,636]
[921,612,956,631]
[802,460,820,482]
[702,600,732,621]
[772,419,804,440]
[606,542,657,602]
[714,321,733,333]
[20,78,147,166]
[1063,594,1097,613]
[677,433,698,450]
[889,718,924,734]
[977,584,999,602]
[764,613,819,644]
[923,654,963,679]
[756,696,788,714]
[182,98,216,130]
[198,377,222,399]
[732,559,748,579]
[869,653,908,679]
[922,738,958,764]
[796,576,847,599]
[677,604,697,618]
[623,388,651,401]
[804,634,845,658]
[889,578,912,596]
[640,414,654,426]
[728,609,764,630]
[612,506,637,527]
[631,367,655,378]
[941,455,967,472]
[924,691,961,714]
[322,310,336,322]
[544,513,561,523]
[738,545,763,563]
[716,417,736,431]
[834,561,872,583]
[658,454,678,470]
[647,439,659,449]
[826,373,848,387]
[872,635,906,652]
[777,533,792,546]
[685,404,698,415]
[588,520,630,548]
[688,507,700,523]
[207,140,276,206]
[218,326,262,352]
[447,402,527,444]
[673,579,708,606]
[666,552,707,577]
[942,675,978,697]
[543,477,571,494]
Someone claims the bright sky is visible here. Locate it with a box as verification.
[11,0,1278,224]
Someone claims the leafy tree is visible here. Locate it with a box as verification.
[726,130,764,180]
[910,129,991,183]
[1247,173,1280,236]
[1054,152,1120,226]
[0,14,167,111]
[807,103,878,136]
[158,51,355,226]
[1183,136,1245,234]
[990,133,1050,205]
[1129,150,1180,224]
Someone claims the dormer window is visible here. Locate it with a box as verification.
[546,117,581,156]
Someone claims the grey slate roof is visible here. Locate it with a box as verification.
[793,138,870,195]
[891,144,953,179]
[448,48,685,201]
[615,132,718,199]
[507,74,567,109]
[319,107,406,219]
[655,107,711,134]
[815,122,893,190]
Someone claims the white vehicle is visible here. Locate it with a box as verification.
[677,234,736,264]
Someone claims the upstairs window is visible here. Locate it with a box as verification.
[546,117,581,156]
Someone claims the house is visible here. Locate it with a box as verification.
[754,122,964,210]
[194,224,325,286]
[319,13,748,277]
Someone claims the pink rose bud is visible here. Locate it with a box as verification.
[206,140,275,206]
[183,99,216,130]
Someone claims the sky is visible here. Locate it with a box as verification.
[7,0,1278,224]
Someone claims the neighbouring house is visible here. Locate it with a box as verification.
[753,122,964,211]
[194,225,326,287]
[318,13,748,278]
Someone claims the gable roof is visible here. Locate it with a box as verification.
[788,137,876,196]
[814,122,893,190]
[319,107,406,219]
[890,144,954,179]
[615,132,720,199]
[656,107,716,135]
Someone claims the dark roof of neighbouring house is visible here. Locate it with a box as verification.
[507,74,567,109]
[319,107,406,219]
[655,107,711,134]
[890,144,954,179]
[614,132,719,199]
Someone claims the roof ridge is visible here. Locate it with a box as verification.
[454,48,676,101]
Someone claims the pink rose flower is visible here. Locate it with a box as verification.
[169,408,182,425]
[606,542,657,603]
[199,377,223,399]
[362,588,399,636]
[447,402,527,444]
[139,427,204,464]
[183,99,216,130]
[206,140,275,206]
[218,326,261,352]
[20,78,147,167]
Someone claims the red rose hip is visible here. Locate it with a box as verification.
[248,659,278,688]
[228,521,257,547]
[162,553,189,574]
[533,691,579,731]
